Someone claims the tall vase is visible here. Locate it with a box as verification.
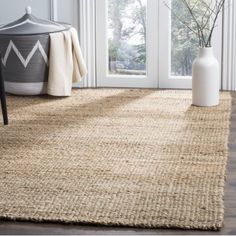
[192,47,220,107]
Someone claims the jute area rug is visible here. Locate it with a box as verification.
[0,89,231,230]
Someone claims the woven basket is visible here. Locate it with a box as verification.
[0,6,70,95]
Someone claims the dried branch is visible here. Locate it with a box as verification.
[163,1,200,42]
[164,0,227,48]
[206,0,226,46]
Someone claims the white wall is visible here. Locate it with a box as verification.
[0,0,78,28]
[56,0,79,29]
[0,0,51,23]
[222,0,236,91]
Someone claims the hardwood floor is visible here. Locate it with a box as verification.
[0,92,236,235]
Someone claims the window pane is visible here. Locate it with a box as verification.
[171,0,199,77]
[108,0,147,76]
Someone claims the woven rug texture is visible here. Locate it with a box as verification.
[0,89,232,230]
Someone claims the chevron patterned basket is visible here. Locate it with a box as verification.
[0,6,70,95]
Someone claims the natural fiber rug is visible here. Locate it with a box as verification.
[0,89,231,230]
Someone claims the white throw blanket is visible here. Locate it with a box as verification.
[47,28,87,96]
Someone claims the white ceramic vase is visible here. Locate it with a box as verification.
[192,47,220,107]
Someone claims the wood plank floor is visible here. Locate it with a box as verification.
[0,92,236,235]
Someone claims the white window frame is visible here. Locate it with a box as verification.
[96,0,159,88]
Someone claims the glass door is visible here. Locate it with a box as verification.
[96,0,158,88]
[96,0,222,89]
[159,0,222,89]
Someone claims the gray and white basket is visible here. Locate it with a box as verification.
[0,6,70,95]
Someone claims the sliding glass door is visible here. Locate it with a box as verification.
[96,0,222,89]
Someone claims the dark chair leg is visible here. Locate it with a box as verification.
[0,60,8,126]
